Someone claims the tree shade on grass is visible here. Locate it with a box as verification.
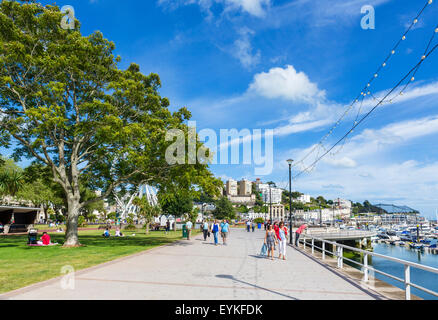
[0,229,196,294]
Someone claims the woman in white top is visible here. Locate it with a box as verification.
[278,222,288,260]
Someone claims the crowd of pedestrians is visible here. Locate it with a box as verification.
[184,217,308,258]
[185,219,231,245]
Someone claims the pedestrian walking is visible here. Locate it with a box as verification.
[165,220,170,234]
[295,223,308,247]
[220,219,230,245]
[278,222,288,260]
[251,221,255,232]
[202,220,209,241]
[273,221,279,238]
[246,220,251,232]
[264,224,278,260]
[212,220,220,245]
[186,220,193,240]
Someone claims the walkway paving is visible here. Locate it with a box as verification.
[1,228,384,300]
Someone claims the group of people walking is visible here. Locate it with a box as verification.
[263,221,289,260]
[246,220,256,232]
[185,219,230,245]
[262,221,308,260]
[185,218,308,257]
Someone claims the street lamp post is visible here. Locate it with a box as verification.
[287,159,293,245]
[269,184,272,223]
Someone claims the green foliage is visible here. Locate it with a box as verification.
[0,159,24,196]
[159,189,193,218]
[77,215,87,227]
[107,212,117,221]
[193,192,215,204]
[126,213,135,225]
[282,191,302,205]
[187,207,199,224]
[133,196,161,233]
[0,1,221,245]
[316,196,327,206]
[253,217,264,224]
[351,200,384,214]
[212,197,236,220]
[237,205,249,213]
[253,205,267,213]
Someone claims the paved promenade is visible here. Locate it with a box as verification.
[2,228,384,300]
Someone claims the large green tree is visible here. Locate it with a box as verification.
[0,1,219,246]
[159,188,194,230]
[212,196,236,220]
[132,196,161,234]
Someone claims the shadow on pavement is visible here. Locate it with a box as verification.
[248,254,268,259]
[291,246,384,300]
[215,274,299,300]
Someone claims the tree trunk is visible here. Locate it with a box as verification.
[64,200,81,247]
[146,221,150,234]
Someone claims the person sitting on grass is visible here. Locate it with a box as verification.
[102,228,110,238]
[115,228,124,237]
[41,232,51,245]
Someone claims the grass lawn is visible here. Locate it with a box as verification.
[0,229,195,294]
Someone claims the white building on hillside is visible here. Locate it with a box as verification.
[225,179,238,196]
[294,194,311,204]
[256,184,282,204]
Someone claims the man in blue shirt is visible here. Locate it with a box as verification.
[220,220,230,245]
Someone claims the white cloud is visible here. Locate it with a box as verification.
[157,0,270,17]
[223,0,270,17]
[248,65,326,103]
[232,28,261,69]
[325,157,357,168]
[271,114,438,216]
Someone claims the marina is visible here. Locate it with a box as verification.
[299,221,438,300]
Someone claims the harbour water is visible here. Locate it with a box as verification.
[371,241,438,300]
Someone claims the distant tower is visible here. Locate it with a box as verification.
[226,179,238,196]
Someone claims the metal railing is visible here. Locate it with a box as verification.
[297,233,438,300]
[306,230,377,239]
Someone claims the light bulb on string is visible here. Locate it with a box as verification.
[383,62,386,67]
[402,36,406,40]
[413,19,418,24]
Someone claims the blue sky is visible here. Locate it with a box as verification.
[2,0,438,218]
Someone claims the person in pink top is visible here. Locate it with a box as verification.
[41,232,51,245]
[294,224,307,247]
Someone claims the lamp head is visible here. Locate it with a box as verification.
[286,159,294,165]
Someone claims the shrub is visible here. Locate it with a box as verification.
[253,217,264,224]
[124,224,137,231]
[78,215,87,227]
